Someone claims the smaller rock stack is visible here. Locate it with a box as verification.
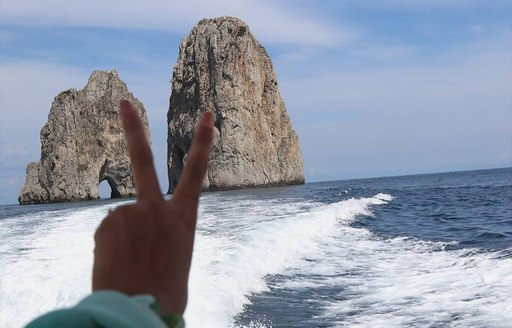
[19,70,150,204]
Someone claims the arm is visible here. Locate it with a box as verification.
[25,100,213,327]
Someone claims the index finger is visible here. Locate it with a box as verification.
[120,100,162,202]
[171,111,214,208]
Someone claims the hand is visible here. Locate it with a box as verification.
[92,100,213,315]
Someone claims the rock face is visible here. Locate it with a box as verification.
[167,17,304,193]
[19,70,150,204]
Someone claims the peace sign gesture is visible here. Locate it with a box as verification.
[92,100,214,316]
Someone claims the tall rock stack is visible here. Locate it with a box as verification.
[18,70,150,204]
[167,17,304,193]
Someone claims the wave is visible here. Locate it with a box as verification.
[2,192,510,328]
[224,196,512,327]
[312,235,512,327]
[0,202,128,328]
[187,193,512,327]
[185,194,395,327]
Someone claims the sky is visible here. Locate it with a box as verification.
[0,0,511,205]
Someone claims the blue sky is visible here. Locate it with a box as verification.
[0,0,511,205]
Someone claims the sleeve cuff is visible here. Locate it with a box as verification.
[25,291,185,328]
[76,290,184,328]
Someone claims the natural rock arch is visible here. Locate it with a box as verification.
[19,70,150,204]
[98,159,123,199]
[99,177,121,199]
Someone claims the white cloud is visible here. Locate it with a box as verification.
[7,146,30,156]
[351,44,419,60]
[0,0,347,46]
[282,38,511,116]
[354,0,507,9]
[279,37,512,181]
[0,61,88,142]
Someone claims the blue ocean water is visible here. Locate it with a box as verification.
[0,168,511,327]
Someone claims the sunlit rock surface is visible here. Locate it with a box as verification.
[19,70,150,204]
[167,17,304,193]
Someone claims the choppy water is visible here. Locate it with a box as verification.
[1,168,511,327]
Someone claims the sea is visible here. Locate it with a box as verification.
[0,167,511,328]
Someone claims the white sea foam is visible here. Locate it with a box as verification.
[374,193,394,201]
[184,194,395,327]
[1,193,510,328]
[0,201,132,328]
[275,214,512,327]
[319,241,512,327]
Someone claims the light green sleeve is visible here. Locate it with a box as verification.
[25,290,184,328]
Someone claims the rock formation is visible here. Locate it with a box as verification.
[167,17,304,193]
[19,70,150,204]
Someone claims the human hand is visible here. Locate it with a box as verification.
[92,100,213,315]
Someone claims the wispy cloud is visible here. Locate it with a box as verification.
[0,61,87,137]
[7,146,30,156]
[0,0,348,47]
[278,35,512,181]
[282,36,511,114]
[353,0,511,9]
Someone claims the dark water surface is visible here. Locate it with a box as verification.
[1,168,511,327]
[234,168,512,327]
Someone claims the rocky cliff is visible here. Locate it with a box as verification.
[167,17,304,193]
[19,70,150,204]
